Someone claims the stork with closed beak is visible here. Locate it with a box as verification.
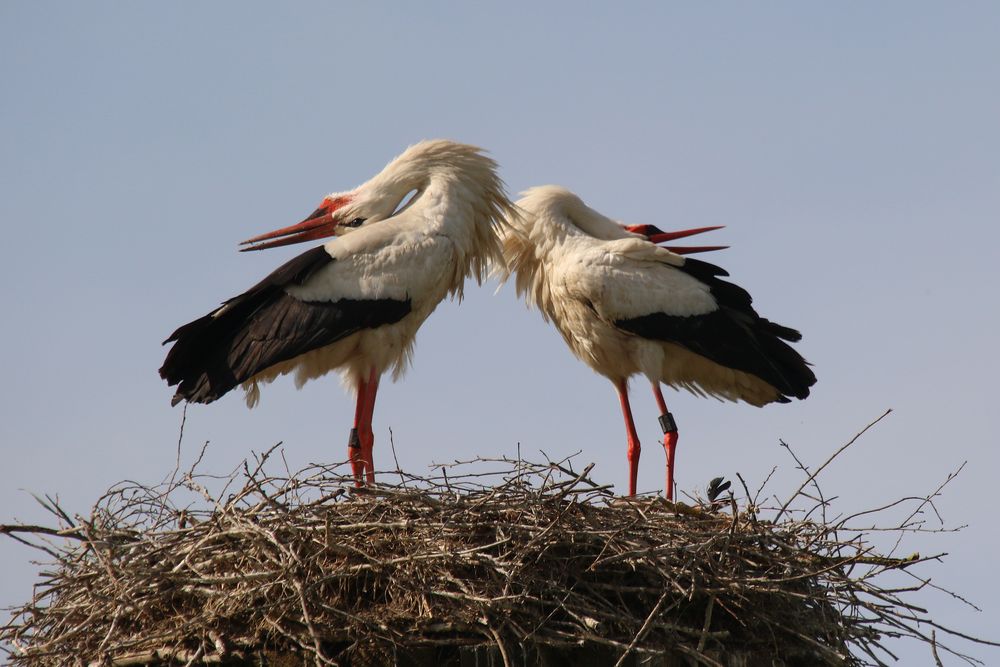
[160,140,514,485]
[502,186,816,499]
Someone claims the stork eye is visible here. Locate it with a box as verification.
[344,217,366,228]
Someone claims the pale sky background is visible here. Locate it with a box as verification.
[2,3,998,663]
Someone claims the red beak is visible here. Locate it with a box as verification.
[239,196,351,252]
[661,244,729,255]
[623,224,728,255]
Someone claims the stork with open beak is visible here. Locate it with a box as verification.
[502,186,816,499]
[160,140,515,485]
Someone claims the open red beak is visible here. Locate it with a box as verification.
[623,224,728,255]
[239,197,350,252]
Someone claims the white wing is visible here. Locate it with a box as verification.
[555,237,718,324]
[287,225,457,305]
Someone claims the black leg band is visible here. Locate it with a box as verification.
[348,427,361,449]
[658,412,678,434]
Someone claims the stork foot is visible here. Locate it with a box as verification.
[360,428,376,485]
[659,412,679,501]
[627,438,641,497]
[616,379,642,496]
[348,427,365,487]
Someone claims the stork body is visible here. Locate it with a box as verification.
[503,186,815,498]
[160,140,514,484]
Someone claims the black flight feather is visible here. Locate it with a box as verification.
[160,246,411,405]
[614,257,816,401]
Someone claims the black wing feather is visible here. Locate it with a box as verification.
[615,257,816,400]
[160,246,411,405]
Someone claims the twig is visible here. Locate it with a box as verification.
[775,409,892,522]
[2,439,994,667]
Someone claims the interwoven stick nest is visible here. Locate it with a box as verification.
[1,412,991,666]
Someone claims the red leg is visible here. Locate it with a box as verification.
[616,379,641,496]
[652,384,679,501]
[348,375,369,486]
[359,367,379,485]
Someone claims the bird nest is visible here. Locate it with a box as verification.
[0,414,990,666]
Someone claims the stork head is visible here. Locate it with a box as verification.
[621,223,728,255]
[239,139,508,252]
[239,193,362,251]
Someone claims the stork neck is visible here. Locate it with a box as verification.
[556,198,625,241]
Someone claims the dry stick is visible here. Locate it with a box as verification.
[181,644,205,667]
[2,451,992,666]
[887,461,966,559]
[613,591,669,667]
[388,427,407,487]
[696,595,716,653]
[779,439,830,525]
[0,524,85,540]
[774,409,892,522]
[674,644,725,667]
[39,492,75,527]
[94,648,241,667]
[753,466,778,506]
[931,630,945,667]
[167,403,188,491]
[486,625,513,667]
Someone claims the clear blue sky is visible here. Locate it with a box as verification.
[2,3,998,662]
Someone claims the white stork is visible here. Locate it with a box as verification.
[160,140,514,485]
[502,186,815,499]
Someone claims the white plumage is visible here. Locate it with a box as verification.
[161,140,515,485]
[503,186,815,498]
